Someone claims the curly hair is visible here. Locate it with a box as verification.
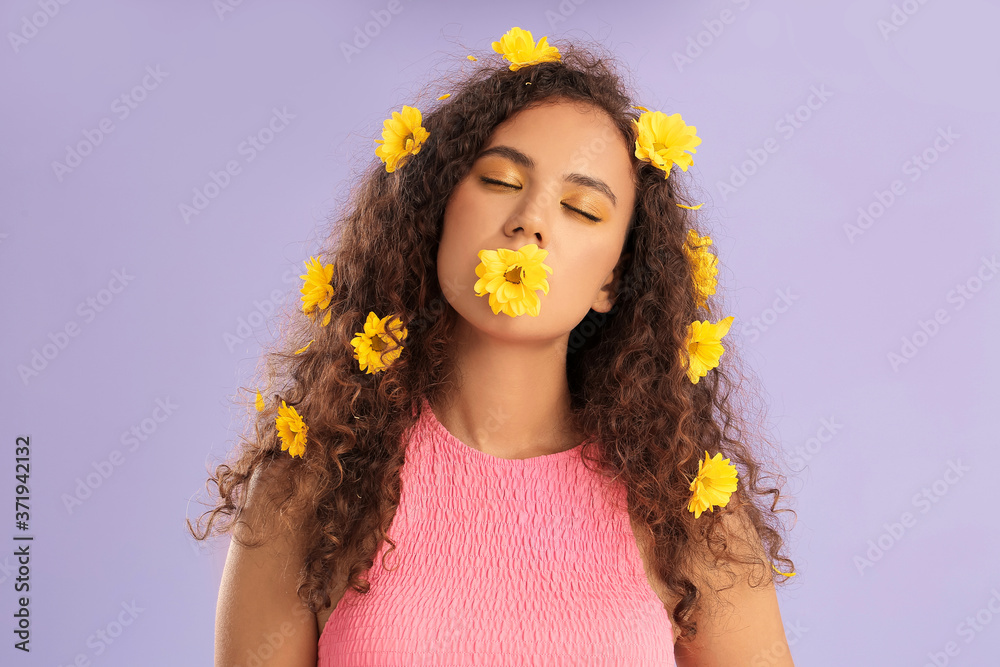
[187,35,796,645]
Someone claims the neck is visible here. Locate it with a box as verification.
[433,319,583,459]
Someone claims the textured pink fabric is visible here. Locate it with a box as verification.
[317,397,676,666]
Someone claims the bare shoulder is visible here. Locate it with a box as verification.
[214,458,319,667]
[673,508,795,667]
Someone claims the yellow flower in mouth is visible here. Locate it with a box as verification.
[275,400,308,458]
[680,316,735,384]
[255,389,265,412]
[473,243,553,317]
[683,229,718,309]
[350,311,408,374]
[491,26,561,71]
[687,450,738,518]
[633,110,702,178]
[300,256,335,325]
[374,105,429,173]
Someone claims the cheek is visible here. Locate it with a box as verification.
[560,243,616,293]
[437,220,480,300]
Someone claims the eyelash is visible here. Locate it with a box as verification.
[479,176,602,222]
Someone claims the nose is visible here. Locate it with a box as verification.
[503,189,551,247]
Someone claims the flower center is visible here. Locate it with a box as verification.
[504,265,523,284]
[370,334,387,352]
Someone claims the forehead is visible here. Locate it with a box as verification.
[481,99,635,185]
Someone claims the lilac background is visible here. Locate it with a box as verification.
[2,0,998,665]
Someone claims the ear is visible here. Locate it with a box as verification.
[591,251,632,314]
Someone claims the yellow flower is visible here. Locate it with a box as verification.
[632,104,650,112]
[633,109,702,178]
[467,55,478,61]
[275,400,307,458]
[680,316,735,384]
[772,563,797,577]
[491,26,561,71]
[683,229,718,309]
[374,105,429,173]
[350,311,408,374]
[255,390,265,412]
[473,243,553,317]
[300,256,335,324]
[687,450,738,518]
[437,93,451,100]
[294,339,314,355]
[676,202,704,210]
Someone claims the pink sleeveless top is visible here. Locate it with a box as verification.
[317,397,676,665]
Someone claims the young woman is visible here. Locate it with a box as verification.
[191,26,797,667]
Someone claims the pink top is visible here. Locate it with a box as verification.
[317,397,676,666]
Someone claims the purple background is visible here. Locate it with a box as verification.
[2,1,999,665]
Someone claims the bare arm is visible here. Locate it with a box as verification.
[215,463,319,667]
[673,510,795,667]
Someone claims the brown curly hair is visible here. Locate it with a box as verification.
[187,35,796,645]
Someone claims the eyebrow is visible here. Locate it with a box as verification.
[475,144,618,208]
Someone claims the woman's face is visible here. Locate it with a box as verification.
[437,97,637,343]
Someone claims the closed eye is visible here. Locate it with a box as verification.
[479,177,602,222]
[480,176,519,189]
